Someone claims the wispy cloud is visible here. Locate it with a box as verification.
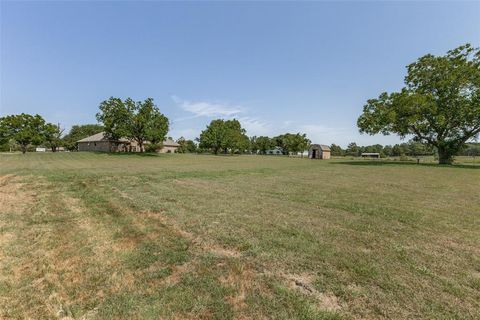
[170,95,397,147]
[237,117,272,136]
[298,124,350,145]
[169,128,198,140]
[172,96,243,118]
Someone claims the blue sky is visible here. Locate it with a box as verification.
[1,1,479,147]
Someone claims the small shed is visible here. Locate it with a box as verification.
[309,144,331,159]
[361,153,380,159]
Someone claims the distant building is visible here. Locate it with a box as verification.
[265,147,283,155]
[308,144,331,159]
[77,132,179,153]
[35,147,46,152]
[160,139,181,153]
[361,153,380,159]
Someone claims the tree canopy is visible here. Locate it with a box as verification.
[198,119,249,154]
[329,144,344,156]
[0,114,47,153]
[176,137,197,153]
[274,133,310,155]
[358,44,480,164]
[96,97,169,152]
[43,123,64,152]
[62,124,104,151]
[255,136,274,154]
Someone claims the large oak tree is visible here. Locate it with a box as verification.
[0,114,46,153]
[96,97,169,152]
[358,44,480,164]
[198,119,248,154]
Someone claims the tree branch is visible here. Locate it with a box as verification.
[410,125,438,147]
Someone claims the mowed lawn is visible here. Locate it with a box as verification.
[0,153,479,319]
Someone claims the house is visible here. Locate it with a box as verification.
[77,132,179,153]
[159,139,180,153]
[77,132,131,152]
[361,152,380,159]
[308,144,331,159]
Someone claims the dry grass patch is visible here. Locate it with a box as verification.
[219,264,257,316]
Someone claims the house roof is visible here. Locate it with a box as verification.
[310,144,331,151]
[77,132,180,147]
[163,139,180,147]
[77,132,129,143]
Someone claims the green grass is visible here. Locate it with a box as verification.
[0,152,479,319]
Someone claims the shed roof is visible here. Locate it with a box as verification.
[310,144,331,151]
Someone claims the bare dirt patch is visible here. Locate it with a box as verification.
[259,269,340,312]
[111,186,133,200]
[141,210,242,258]
[281,272,340,312]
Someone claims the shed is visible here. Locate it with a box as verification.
[309,144,331,159]
[361,153,380,159]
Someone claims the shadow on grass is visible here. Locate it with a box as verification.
[331,160,480,169]
[100,152,161,157]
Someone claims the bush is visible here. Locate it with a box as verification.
[0,143,10,152]
[145,143,162,153]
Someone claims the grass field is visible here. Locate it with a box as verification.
[0,153,479,319]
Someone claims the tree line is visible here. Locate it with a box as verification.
[0,96,171,153]
[197,119,310,155]
[2,43,478,163]
[331,141,436,158]
[2,109,477,160]
[0,97,310,155]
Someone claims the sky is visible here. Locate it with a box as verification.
[1,1,479,147]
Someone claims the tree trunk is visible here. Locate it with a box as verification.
[438,146,454,165]
[51,146,57,152]
[21,145,27,154]
[139,141,144,153]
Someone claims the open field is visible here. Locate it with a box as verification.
[0,153,479,319]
